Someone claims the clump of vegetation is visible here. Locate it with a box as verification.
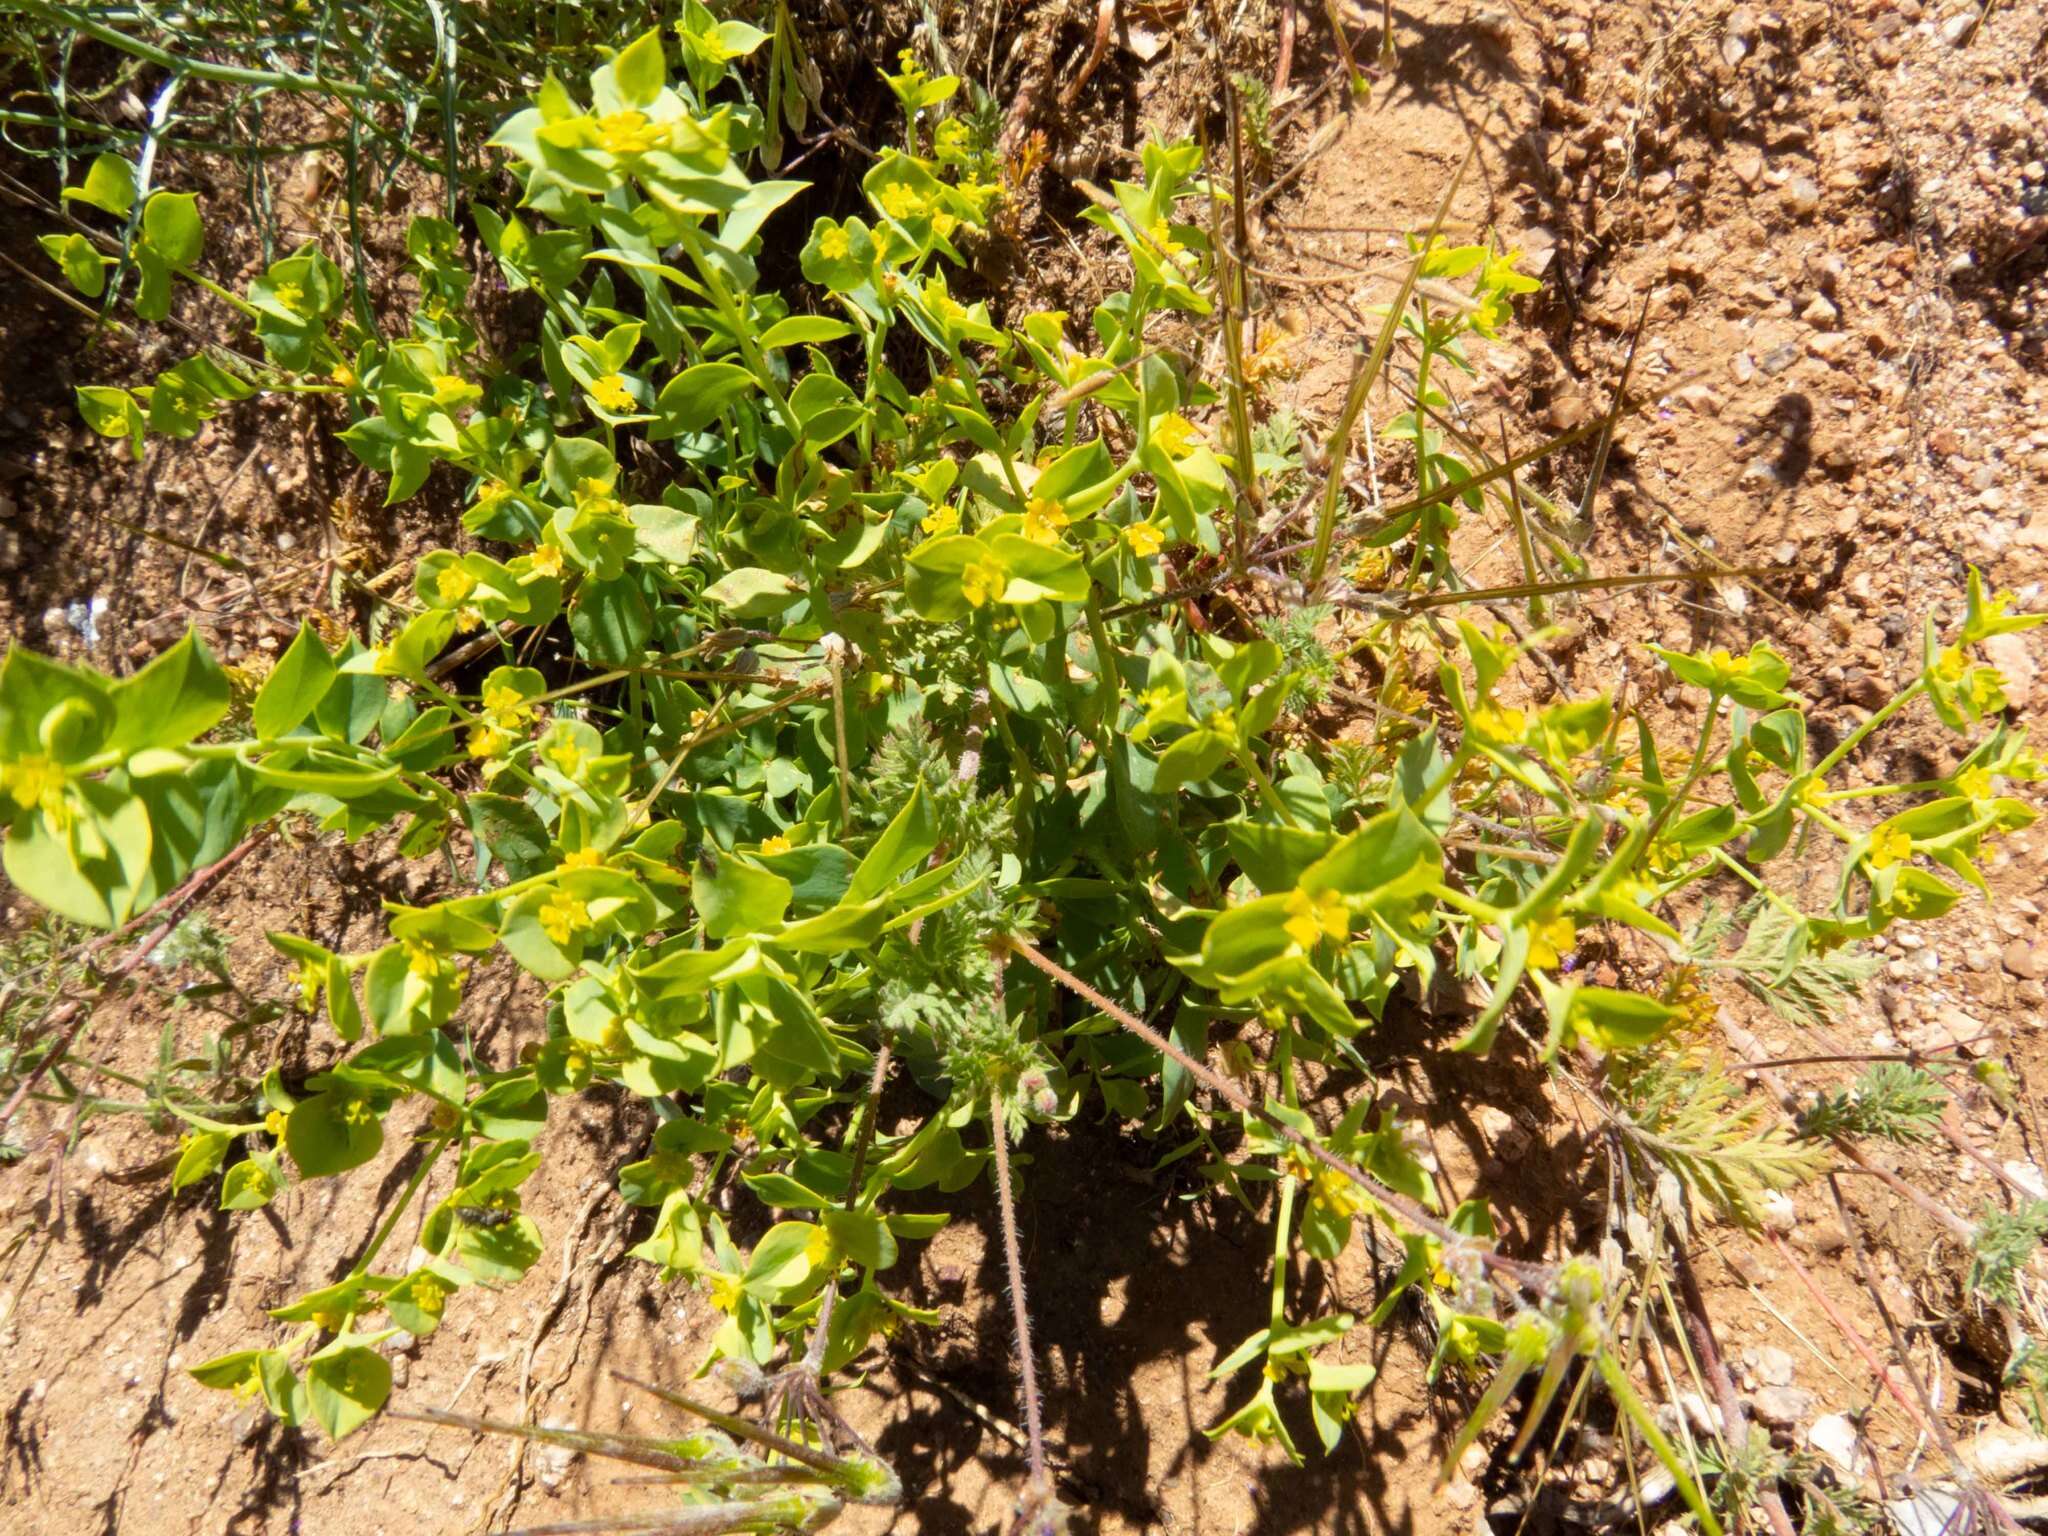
[2,9,2045,1533]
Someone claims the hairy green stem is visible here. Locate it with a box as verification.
[988,1085,1048,1491]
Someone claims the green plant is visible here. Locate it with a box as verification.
[6,16,2046,1532]
[1969,1198,2048,1309]
[1798,1062,1949,1145]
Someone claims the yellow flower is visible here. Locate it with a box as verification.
[467,722,511,759]
[1151,413,1197,459]
[273,280,306,314]
[595,109,663,156]
[329,360,357,389]
[706,1269,745,1314]
[1350,548,1391,586]
[539,889,591,945]
[1124,521,1166,558]
[407,1273,451,1318]
[1934,645,1968,683]
[436,564,477,605]
[1527,913,1576,970]
[430,374,473,407]
[2,754,65,819]
[878,182,923,221]
[1956,764,1994,799]
[401,937,447,979]
[339,1098,376,1129]
[920,503,960,536]
[575,476,621,517]
[931,210,959,239]
[264,1109,288,1140]
[688,707,711,729]
[818,225,851,262]
[1022,495,1069,544]
[759,834,792,855]
[1469,703,1527,742]
[960,557,1005,608]
[527,543,565,579]
[1868,824,1912,869]
[542,728,586,777]
[481,682,531,726]
[588,372,635,413]
[560,846,604,870]
[454,604,485,634]
[803,1224,836,1266]
[1146,217,1184,257]
[1282,887,1348,950]
[1965,665,2007,714]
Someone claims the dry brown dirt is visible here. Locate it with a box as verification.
[4,2,2048,1533]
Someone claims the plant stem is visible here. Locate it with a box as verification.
[988,1086,1048,1492]
[349,1132,450,1279]
[1813,676,1924,779]
[1002,937,1550,1289]
[0,826,271,1133]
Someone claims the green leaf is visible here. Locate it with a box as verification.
[285,1091,384,1176]
[253,622,337,739]
[171,1130,233,1192]
[39,232,106,297]
[697,855,792,938]
[743,1220,822,1300]
[142,191,203,267]
[108,630,231,755]
[846,783,936,902]
[760,315,855,349]
[64,153,136,216]
[701,566,797,617]
[76,385,144,447]
[657,362,757,432]
[611,27,668,106]
[455,1213,544,1283]
[220,1154,280,1210]
[305,1343,391,1439]
[822,1207,898,1270]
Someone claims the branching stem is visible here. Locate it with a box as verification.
[1002,936,1550,1289]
